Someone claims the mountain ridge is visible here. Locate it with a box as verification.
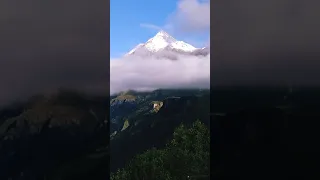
[125,30,209,59]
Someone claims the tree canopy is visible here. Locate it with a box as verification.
[111,120,210,180]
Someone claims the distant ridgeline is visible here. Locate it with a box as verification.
[110,89,209,135]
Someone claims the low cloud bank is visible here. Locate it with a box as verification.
[110,55,210,95]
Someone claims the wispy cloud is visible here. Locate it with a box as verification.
[110,55,210,95]
[140,23,163,31]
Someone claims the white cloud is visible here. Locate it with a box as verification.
[139,0,210,36]
[110,55,210,95]
[167,0,210,34]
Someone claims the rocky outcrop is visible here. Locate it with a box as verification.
[152,101,163,112]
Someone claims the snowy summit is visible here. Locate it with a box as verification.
[143,30,196,53]
[125,30,208,58]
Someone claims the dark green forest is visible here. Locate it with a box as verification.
[111,120,210,180]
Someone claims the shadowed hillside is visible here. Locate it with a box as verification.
[110,89,210,172]
[0,90,109,180]
[0,89,210,180]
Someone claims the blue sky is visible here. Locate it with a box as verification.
[110,0,210,58]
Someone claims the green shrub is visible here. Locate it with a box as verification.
[111,120,210,180]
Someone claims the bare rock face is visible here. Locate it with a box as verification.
[152,101,163,112]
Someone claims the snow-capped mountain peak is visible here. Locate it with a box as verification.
[125,30,208,58]
[144,30,177,52]
[154,30,175,40]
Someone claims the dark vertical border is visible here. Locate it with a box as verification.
[210,0,217,179]
[106,0,111,180]
[210,0,320,178]
[0,0,111,179]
